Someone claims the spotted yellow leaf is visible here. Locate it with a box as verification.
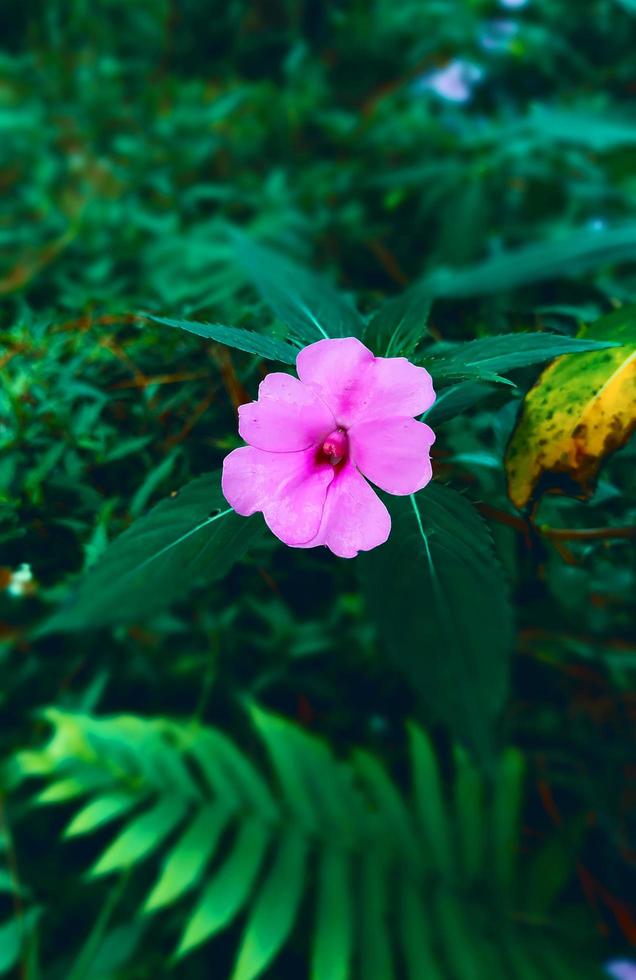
[506,306,636,509]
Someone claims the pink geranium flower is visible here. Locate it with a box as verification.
[221,337,436,558]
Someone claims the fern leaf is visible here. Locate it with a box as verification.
[90,798,188,877]
[176,818,270,958]
[231,830,308,980]
[311,847,353,980]
[144,802,231,913]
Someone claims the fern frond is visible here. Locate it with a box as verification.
[11,707,604,979]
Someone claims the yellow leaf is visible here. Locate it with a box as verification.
[506,306,636,509]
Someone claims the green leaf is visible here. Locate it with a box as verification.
[231,830,308,980]
[186,729,278,821]
[363,289,431,358]
[0,910,39,976]
[359,484,512,761]
[423,332,618,386]
[249,706,356,840]
[453,749,485,881]
[311,848,353,980]
[408,725,454,876]
[434,891,482,980]
[492,751,525,897]
[64,792,141,838]
[249,707,319,832]
[76,921,146,980]
[144,802,231,912]
[400,881,443,980]
[142,315,298,364]
[233,234,365,343]
[526,104,636,150]
[176,818,270,958]
[0,872,16,896]
[90,797,188,877]
[41,472,263,632]
[360,853,394,980]
[353,751,416,856]
[423,222,636,297]
[35,777,106,805]
[423,381,496,426]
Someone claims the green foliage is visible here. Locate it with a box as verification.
[2,0,636,976]
[143,316,300,365]
[422,332,619,386]
[12,707,603,979]
[232,234,366,343]
[363,290,432,359]
[423,222,636,298]
[359,484,512,761]
[40,473,263,632]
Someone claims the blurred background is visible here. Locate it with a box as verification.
[1,0,636,977]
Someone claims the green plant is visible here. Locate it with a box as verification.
[12,706,601,979]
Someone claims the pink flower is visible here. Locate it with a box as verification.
[606,963,636,980]
[222,337,436,558]
[416,60,484,103]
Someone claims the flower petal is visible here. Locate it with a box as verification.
[296,338,374,423]
[222,446,333,545]
[349,416,436,495]
[360,356,436,422]
[298,462,390,558]
[296,338,435,425]
[238,373,335,452]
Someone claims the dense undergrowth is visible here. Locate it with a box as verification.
[1,1,636,977]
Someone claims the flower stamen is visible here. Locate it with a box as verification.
[321,427,348,466]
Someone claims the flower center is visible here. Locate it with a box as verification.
[321,427,348,466]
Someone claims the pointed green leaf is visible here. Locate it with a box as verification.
[249,706,358,840]
[311,848,353,980]
[144,802,231,912]
[35,777,106,805]
[400,881,443,980]
[231,830,308,980]
[250,707,320,833]
[360,854,394,980]
[90,797,188,877]
[360,484,512,760]
[176,818,270,958]
[0,872,17,896]
[423,381,495,426]
[434,891,482,980]
[143,315,298,364]
[526,104,636,150]
[492,750,525,897]
[186,729,278,821]
[0,910,39,975]
[234,234,364,343]
[353,751,416,857]
[407,725,454,876]
[64,792,141,838]
[363,290,431,358]
[423,333,617,386]
[424,222,636,297]
[453,749,484,881]
[41,473,263,632]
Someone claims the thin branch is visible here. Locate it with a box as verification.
[475,502,636,544]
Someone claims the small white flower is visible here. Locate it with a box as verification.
[7,563,35,597]
[416,60,484,103]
